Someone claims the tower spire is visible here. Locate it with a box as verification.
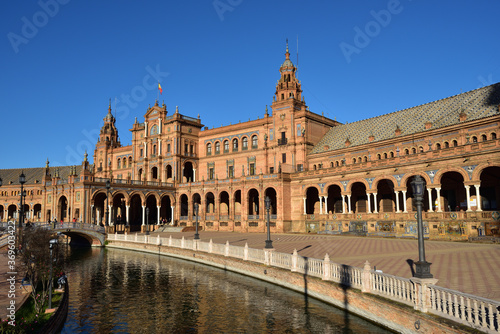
[285,38,290,59]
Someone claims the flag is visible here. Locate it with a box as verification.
[158,83,163,94]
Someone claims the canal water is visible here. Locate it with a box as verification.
[61,247,392,333]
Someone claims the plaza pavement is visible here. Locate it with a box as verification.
[150,230,500,301]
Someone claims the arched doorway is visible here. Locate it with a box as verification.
[33,204,42,222]
[160,195,172,223]
[112,193,126,225]
[247,189,259,216]
[93,192,107,225]
[405,175,430,212]
[205,192,215,214]
[180,194,189,218]
[58,196,68,222]
[192,193,201,218]
[151,166,158,181]
[145,195,158,225]
[0,205,3,221]
[377,179,396,212]
[183,162,194,183]
[264,188,277,215]
[305,187,319,214]
[129,194,143,231]
[479,166,500,210]
[8,205,17,220]
[326,185,343,213]
[219,191,230,218]
[440,172,465,212]
[351,183,367,213]
[234,190,241,219]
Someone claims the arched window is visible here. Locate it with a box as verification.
[444,142,449,148]
[313,165,317,170]
[492,132,497,140]
[472,136,478,143]
[364,156,368,162]
[251,135,258,148]
[383,153,388,159]
[206,143,212,155]
[215,141,220,154]
[223,140,229,153]
[352,158,356,164]
[404,148,409,155]
[412,147,417,154]
[242,137,248,149]
[377,154,381,160]
[232,138,238,151]
[117,159,121,169]
[419,146,424,153]
[153,145,157,155]
[330,162,334,168]
[128,156,132,166]
[389,151,394,158]
[436,143,441,150]
[123,158,127,168]
[482,134,487,141]
[336,161,339,167]
[452,140,458,147]
[358,157,362,163]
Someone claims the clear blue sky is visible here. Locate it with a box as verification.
[1,0,499,169]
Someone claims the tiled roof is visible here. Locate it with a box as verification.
[311,83,500,154]
[0,165,82,186]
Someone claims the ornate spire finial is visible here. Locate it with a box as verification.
[84,150,88,162]
[46,158,49,168]
[285,38,290,59]
[155,99,159,106]
[265,105,268,116]
[175,106,179,114]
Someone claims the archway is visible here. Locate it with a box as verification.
[234,190,241,219]
[377,179,396,212]
[326,185,342,213]
[440,172,465,212]
[129,194,143,231]
[180,194,189,217]
[112,193,126,225]
[8,205,17,220]
[205,192,215,214]
[33,204,42,222]
[351,182,367,213]
[58,196,68,222]
[264,188,277,215]
[405,176,430,212]
[145,195,158,225]
[93,192,107,225]
[479,166,500,210]
[193,193,201,217]
[219,191,230,217]
[166,165,173,182]
[305,187,319,215]
[151,166,158,181]
[247,189,259,215]
[0,205,3,221]
[160,195,172,223]
[183,162,194,183]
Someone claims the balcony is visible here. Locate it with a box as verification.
[278,138,288,146]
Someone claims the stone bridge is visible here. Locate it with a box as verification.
[48,222,106,246]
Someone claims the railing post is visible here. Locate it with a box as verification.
[291,249,298,272]
[193,239,198,251]
[264,249,270,266]
[323,254,330,280]
[244,242,248,261]
[209,239,213,253]
[157,235,161,246]
[181,236,185,249]
[410,278,438,312]
[225,241,230,257]
[135,233,138,242]
[169,235,172,246]
[362,260,371,293]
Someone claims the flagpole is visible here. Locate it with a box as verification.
[157,80,160,102]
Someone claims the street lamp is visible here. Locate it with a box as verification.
[411,175,433,278]
[265,196,273,249]
[48,238,58,309]
[19,172,26,246]
[194,203,200,240]
[146,207,150,235]
[105,179,110,227]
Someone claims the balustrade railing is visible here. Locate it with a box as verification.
[107,233,500,332]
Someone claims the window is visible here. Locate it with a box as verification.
[444,142,449,148]
[153,145,157,155]
[129,156,132,166]
[389,152,394,158]
[436,143,441,150]
[404,148,409,155]
[123,158,127,168]
[232,138,238,151]
[215,142,220,154]
[270,167,274,173]
[140,148,143,157]
[383,153,388,159]
[206,143,212,155]
[472,136,478,143]
[377,154,381,160]
[209,168,214,180]
[330,162,334,168]
[482,134,487,141]
[117,159,121,168]
[224,140,229,153]
[185,143,188,154]
[282,153,286,163]
[190,145,194,154]
[297,164,303,171]
[251,135,258,149]
[228,166,234,178]
[167,143,171,153]
[353,158,356,164]
[412,148,416,154]
[452,140,458,147]
[249,163,255,175]
[242,137,248,150]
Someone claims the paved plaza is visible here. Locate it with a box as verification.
[151,231,500,301]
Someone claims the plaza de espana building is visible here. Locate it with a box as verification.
[1,46,500,240]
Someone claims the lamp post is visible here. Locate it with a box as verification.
[194,203,200,240]
[265,196,273,249]
[19,172,26,246]
[105,179,110,227]
[146,207,150,235]
[0,178,2,222]
[411,175,433,278]
[48,238,58,309]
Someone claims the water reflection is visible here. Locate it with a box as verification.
[61,248,391,333]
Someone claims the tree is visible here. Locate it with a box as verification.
[17,226,65,315]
